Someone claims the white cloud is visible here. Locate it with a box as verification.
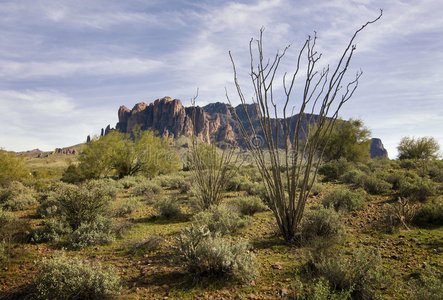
[0,58,164,79]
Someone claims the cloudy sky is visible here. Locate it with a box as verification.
[1,0,442,158]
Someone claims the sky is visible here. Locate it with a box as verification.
[0,0,442,158]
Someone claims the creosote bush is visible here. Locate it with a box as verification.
[153,174,186,190]
[398,177,437,202]
[131,180,162,198]
[412,200,443,227]
[153,197,181,219]
[192,204,251,236]
[31,218,72,243]
[322,188,366,212]
[34,252,121,299]
[68,216,115,250]
[175,225,258,283]
[114,197,141,217]
[119,175,147,189]
[231,196,267,216]
[358,174,392,195]
[308,248,386,299]
[319,158,354,182]
[301,206,346,246]
[54,183,111,230]
[0,181,37,211]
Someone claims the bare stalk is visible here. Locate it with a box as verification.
[227,11,382,242]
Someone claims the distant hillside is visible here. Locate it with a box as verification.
[98,96,388,158]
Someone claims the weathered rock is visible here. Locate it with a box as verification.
[370,138,389,159]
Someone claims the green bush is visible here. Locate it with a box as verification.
[310,183,324,196]
[31,218,72,243]
[226,174,253,192]
[119,175,147,189]
[318,158,354,182]
[231,196,267,216]
[153,174,186,190]
[193,204,251,236]
[309,248,385,299]
[409,265,443,300]
[301,206,346,246]
[68,216,115,250]
[0,181,37,211]
[114,197,141,217]
[36,195,60,218]
[131,180,162,197]
[0,208,29,243]
[34,252,121,299]
[322,188,366,212]
[175,225,258,283]
[153,198,181,219]
[339,169,365,184]
[399,177,437,202]
[54,184,111,230]
[84,178,122,199]
[358,174,392,195]
[413,201,443,226]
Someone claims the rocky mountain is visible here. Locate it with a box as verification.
[101,96,388,158]
[369,138,389,159]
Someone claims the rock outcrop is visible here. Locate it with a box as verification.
[52,148,77,155]
[370,138,389,159]
[108,96,388,159]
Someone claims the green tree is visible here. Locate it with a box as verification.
[0,149,31,186]
[397,136,440,160]
[314,119,371,163]
[62,129,180,182]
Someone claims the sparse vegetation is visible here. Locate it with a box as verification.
[34,252,121,299]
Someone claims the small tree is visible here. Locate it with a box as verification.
[397,136,440,160]
[63,129,180,182]
[314,118,371,163]
[0,149,30,186]
[227,13,382,242]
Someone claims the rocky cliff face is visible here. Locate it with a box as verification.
[370,138,389,159]
[110,96,388,158]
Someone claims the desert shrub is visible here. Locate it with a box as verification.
[0,208,29,243]
[84,178,121,199]
[358,174,392,195]
[126,236,164,255]
[119,175,147,189]
[300,206,346,246]
[409,265,443,300]
[413,200,443,226]
[428,160,443,182]
[31,218,72,243]
[398,177,437,202]
[68,216,114,250]
[384,197,417,232]
[153,198,181,219]
[54,184,111,230]
[34,252,121,299]
[310,183,324,196]
[114,197,141,217]
[131,180,162,197]
[308,248,385,299]
[193,204,251,236]
[322,188,366,212]
[304,278,353,300]
[153,174,186,190]
[318,158,354,182]
[339,169,365,184]
[231,196,267,216]
[36,195,60,218]
[175,225,258,283]
[226,174,253,192]
[0,181,37,211]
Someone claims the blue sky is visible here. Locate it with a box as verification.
[1,0,442,158]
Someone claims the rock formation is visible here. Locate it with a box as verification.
[370,138,389,159]
[106,96,388,158]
